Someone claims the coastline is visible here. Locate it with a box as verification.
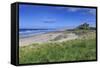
[19,31,78,46]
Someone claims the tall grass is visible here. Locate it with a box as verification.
[19,32,96,64]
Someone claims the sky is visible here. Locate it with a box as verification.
[19,4,96,29]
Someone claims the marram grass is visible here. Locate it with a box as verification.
[19,33,96,64]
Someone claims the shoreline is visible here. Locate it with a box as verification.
[19,31,78,46]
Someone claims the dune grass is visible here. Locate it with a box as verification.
[19,32,96,64]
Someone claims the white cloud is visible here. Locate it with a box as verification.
[53,6,96,15]
[67,7,96,16]
[88,9,96,15]
[67,7,81,12]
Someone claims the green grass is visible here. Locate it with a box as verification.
[19,32,96,64]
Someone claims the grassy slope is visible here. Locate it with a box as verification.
[19,32,96,64]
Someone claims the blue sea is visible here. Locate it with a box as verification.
[19,29,56,38]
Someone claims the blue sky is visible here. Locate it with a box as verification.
[19,4,96,29]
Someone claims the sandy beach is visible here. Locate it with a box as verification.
[19,31,78,46]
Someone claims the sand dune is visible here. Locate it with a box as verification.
[19,32,78,46]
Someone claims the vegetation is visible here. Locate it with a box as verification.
[19,31,96,64]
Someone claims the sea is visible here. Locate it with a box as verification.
[19,29,56,38]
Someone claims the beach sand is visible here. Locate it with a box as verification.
[19,31,78,46]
